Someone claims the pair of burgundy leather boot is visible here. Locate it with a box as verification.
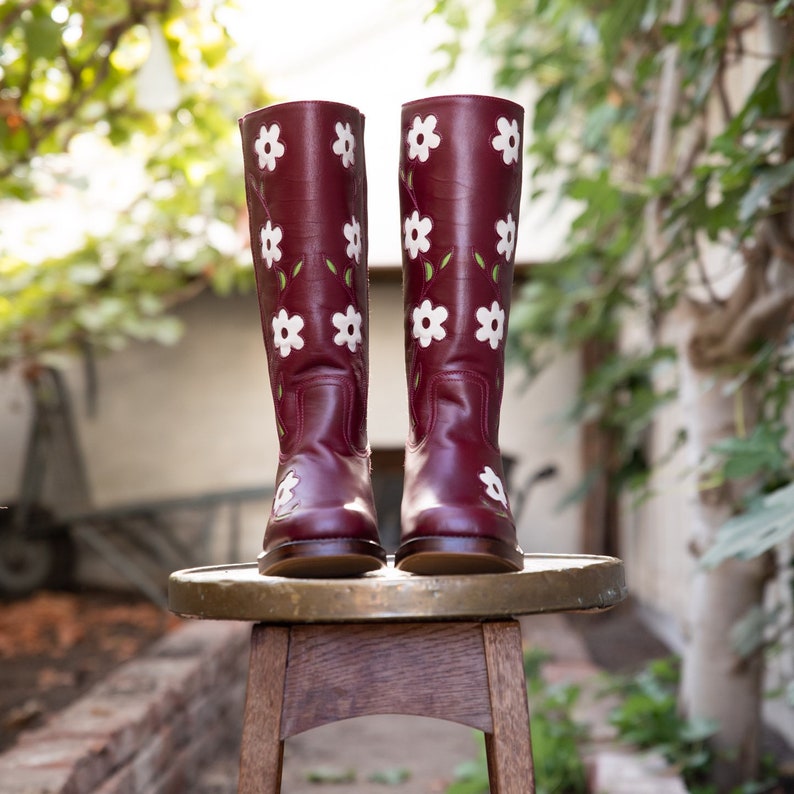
[239,95,525,578]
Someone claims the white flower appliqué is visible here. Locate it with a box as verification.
[332,305,363,352]
[475,301,505,350]
[273,469,300,515]
[259,220,283,268]
[406,114,441,162]
[492,117,520,165]
[479,466,509,509]
[254,123,285,172]
[403,210,432,260]
[332,121,356,168]
[272,309,305,358]
[343,216,362,264]
[412,299,448,348]
[495,213,516,261]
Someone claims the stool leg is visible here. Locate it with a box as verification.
[238,624,289,794]
[482,621,535,793]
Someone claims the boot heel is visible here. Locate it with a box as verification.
[395,536,524,575]
[259,538,387,578]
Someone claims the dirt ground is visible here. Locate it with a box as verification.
[0,589,181,753]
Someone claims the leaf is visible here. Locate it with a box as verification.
[448,758,490,794]
[440,250,452,269]
[474,251,485,269]
[344,267,353,287]
[292,260,302,277]
[711,424,787,480]
[700,481,794,568]
[277,270,286,290]
[424,261,433,282]
[305,766,356,784]
[492,264,499,282]
[68,264,104,285]
[407,169,414,189]
[23,15,63,61]
[680,717,719,743]
[774,0,794,17]
[147,316,182,345]
[367,767,411,785]
[729,605,776,658]
[326,258,337,275]
[75,297,126,331]
[738,160,794,222]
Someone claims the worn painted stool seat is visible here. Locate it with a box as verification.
[169,554,626,793]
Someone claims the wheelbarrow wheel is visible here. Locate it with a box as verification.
[0,506,75,598]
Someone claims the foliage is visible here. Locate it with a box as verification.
[606,657,718,791]
[523,649,588,794]
[702,481,794,569]
[0,0,270,368]
[446,649,587,794]
[605,657,780,793]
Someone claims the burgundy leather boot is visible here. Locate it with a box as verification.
[396,94,525,574]
[240,101,386,577]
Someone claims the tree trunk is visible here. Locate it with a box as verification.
[677,329,766,789]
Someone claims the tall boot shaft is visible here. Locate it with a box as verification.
[240,101,370,454]
[397,94,525,574]
[399,95,523,445]
[239,100,384,577]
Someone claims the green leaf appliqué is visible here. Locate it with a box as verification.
[326,258,337,275]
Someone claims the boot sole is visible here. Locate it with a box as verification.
[395,536,524,575]
[258,538,387,578]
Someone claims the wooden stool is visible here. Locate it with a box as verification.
[169,554,625,793]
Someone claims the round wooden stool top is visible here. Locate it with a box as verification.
[168,554,626,623]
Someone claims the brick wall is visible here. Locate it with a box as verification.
[0,620,250,794]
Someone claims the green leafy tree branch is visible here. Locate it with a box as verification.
[0,0,270,368]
